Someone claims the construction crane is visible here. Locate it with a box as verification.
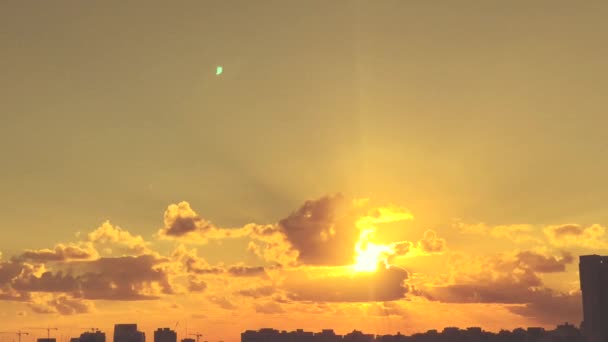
[189,333,203,342]
[0,331,29,342]
[25,328,58,339]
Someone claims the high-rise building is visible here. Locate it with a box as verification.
[154,329,177,342]
[579,255,608,342]
[114,324,145,342]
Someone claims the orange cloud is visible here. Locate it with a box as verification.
[420,249,579,324]
[283,265,410,302]
[544,224,608,249]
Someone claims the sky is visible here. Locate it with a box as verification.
[1,1,608,341]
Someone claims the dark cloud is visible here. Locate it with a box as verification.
[550,224,584,237]
[159,202,214,237]
[19,244,97,262]
[278,194,359,266]
[0,260,36,302]
[508,291,581,325]
[13,271,79,293]
[514,251,573,273]
[11,255,172,301]
[286,264,409,302]
[78,255,173,300]
[0,260,28,285]
[422,250,578,324]
[228,266,267,277]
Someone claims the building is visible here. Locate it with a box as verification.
[154,329,177,342]
[580,255,608,342]
[114,324,145,342]
[80,331,106,342]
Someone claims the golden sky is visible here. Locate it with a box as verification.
[1,1,608,342]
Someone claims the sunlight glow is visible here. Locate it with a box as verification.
[352,205,415,272]
[353,231,393,272]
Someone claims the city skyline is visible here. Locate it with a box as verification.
[0,322,586,342]
[2,1,608,341]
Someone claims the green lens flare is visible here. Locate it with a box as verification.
[216,66,223,75]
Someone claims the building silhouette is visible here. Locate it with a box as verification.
[79,331,106,342]
[580,255,608,342]
[154,329,177,342]
[114,324,145,342]
[241,325,582,342]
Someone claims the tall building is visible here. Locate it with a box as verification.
[114,324,145,342]
[154,329,177,342]
[579,255,608,342]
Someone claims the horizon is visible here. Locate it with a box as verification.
[0,321,584,342]
[2,1,608,342]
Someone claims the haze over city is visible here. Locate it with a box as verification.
[2,1,608,342]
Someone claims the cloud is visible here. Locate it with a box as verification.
[544,224,608,249]
[508,291,581,325]
[13,255,173,300]
[278,194,413,266]
[254,301,285,314]
[285,264,409,302]
[0,260,37,301]
[171,245,269,278]
[208,295,237,310]
[420,249,578,324]
[29,294,93,315]
[171,245,223,275]
[237,286,276,298]
[228,266,267,277]
[246,225,298,266]
[19,243,98,262]
[88,221,150,256]
[417,230,447,254]
[158,195,416,269]
[77,255,173,300]
[513,250,573,273]
[13,271,79,293]
[159,201,215,237]
[188,276,207,292]
[277,194,359,265]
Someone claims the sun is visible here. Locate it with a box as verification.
[352,230,393,272]
[350,203,415,273]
